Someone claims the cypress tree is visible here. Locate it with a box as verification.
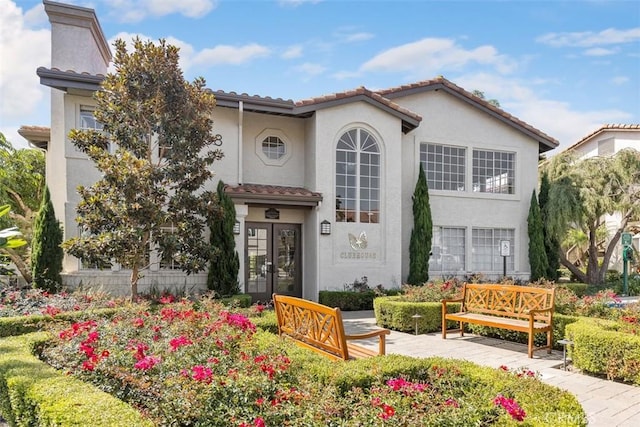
[31,186,63,292]
[207,180,240,296]
[407,164,432,285]
[527,190,548,281]
[538,171,560,280]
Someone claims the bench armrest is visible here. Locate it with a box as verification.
[441,297,463,304]
[527,307,553,315]
[345,329,390,355]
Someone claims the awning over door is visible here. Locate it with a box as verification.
[224,184,323,207]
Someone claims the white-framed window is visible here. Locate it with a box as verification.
[262,136,286,160]
[420,143,466,191]
[472,228,514,272]
[429,227,466,272]
[255,129,291,166]
[78,106,111,153]
[472,149,515,194]
[159,223,182,271]
[335,128,380,224]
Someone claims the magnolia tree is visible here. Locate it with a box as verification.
[64,38,223,298]
[543,148,640,285]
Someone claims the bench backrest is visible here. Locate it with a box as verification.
[462,284,555,323]
[272,294,350,360]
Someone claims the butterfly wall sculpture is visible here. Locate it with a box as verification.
[348,231,368,250]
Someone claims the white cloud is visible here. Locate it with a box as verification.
[360,38,516,77]
[584,47,617,56]
[294,62,326,80]
[278,0,323,7]
[193,43,271,66]
[282,45,303,59]
[344,32,374,43]
[611,76,629,85]
[537,27,640,47]
[454,73,632,152]
[106,0,217,23]
[0,0,50,148]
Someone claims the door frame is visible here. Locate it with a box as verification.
[244,222,302,303]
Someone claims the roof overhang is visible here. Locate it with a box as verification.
[225,184,323,208]
[18,126,50,150]
[37,67,103,94]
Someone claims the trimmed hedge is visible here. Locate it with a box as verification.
[373,296,581,350]
[566,318,640,385]
[318,290,377,311]
[0,332,153,426]
[373,296,454,333]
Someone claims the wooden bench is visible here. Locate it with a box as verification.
[272,294,391,361]
[441,283,555,358]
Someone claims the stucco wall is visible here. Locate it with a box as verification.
[398,90,539,281]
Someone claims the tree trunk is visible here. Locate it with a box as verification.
[559,250,588,283]
[1,248,32,284]
[585,224,602,285]
[130,264,139,302]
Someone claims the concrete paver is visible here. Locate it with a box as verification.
[341,310,640,427]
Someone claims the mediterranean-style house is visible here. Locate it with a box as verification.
[22,0,559,299]
[561,124,640,271]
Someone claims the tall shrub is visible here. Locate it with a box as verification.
[31,187,63,292]
[528,190,548,281]
[407,164,432,285]
[538,171,560,280]
[207,180,240,296]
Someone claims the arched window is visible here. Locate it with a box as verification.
[335,128,380,223]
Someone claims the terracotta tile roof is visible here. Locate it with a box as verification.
[565,124,640,152]
[224,184,322,207]
[377,76,559,152]
[295,86,422,123]
[18,125,51,150]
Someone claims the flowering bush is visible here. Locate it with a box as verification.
[0,286,122,318]
[399,279,463,302]
[33,295,578,425]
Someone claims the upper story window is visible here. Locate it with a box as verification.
[472,149,515,194]
[79,107,103,132]
[262,136,286,159]
[255,129,291,166]
[335,128,380,224]
[420,143,466,191]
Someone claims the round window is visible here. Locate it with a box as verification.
[262,136,286,159]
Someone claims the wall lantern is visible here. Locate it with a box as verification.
[320,220,331,235]
[233,221,241,235]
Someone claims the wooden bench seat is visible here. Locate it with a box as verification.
[273,294,390,361]
[441,283,555,358]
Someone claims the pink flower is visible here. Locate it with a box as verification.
[132,317,145,328]
[169,335,193,351]
[253,417,265,427]
[192,365,213,383]
[494,394,526,421]
[445,398,459,408]
[134,355,161,370]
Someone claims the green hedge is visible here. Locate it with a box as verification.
[0,332,153,426]
[566,318,640,385]
[373,296,457,333]
[373,297,581,350]
[318,290,377,311]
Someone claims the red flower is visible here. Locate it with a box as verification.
[379,404,395,419]
[494,394,526,421]
[169,335,193,351]
[191,365,213,383]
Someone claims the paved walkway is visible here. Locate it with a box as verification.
[341,311,640,427]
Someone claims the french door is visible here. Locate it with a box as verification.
[245,222,302,303]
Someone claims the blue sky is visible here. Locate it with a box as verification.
[1,0,639,152]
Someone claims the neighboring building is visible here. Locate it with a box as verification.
[562,124,640,271]
[26,0,558,299]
